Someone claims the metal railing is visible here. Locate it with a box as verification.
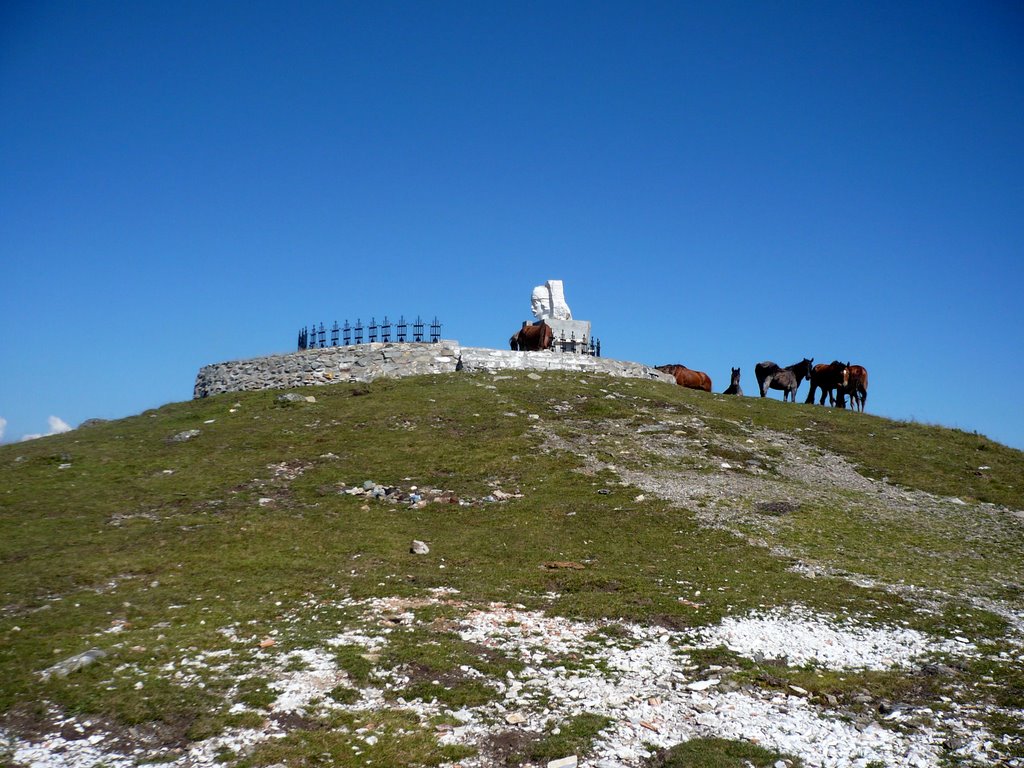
[298,316,441,350]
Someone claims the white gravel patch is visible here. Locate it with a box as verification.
[270,648,345,713]
[691,605,976,670]
[10,737,138,768]
[451,604,992,767]
[2,599,1010,768]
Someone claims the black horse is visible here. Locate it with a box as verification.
[755,358,814,402]
[723,367,743,396]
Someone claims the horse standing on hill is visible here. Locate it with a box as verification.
[805,361,849,406]
[509,321,554,352]
[656,364,713,392]
[723,367,743,396]
[755,358,814,402]
[839,364,869,412]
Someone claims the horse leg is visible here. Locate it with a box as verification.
[759,376,770,397]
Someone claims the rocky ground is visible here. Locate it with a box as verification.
[6,589,1012,768]
[542,409,1024,633]
[4,387,1023,768]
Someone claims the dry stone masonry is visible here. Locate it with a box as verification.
[193,341,672,398]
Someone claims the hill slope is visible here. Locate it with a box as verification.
[1,372,1022,767]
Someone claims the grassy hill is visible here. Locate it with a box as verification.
[1,371,1022,767]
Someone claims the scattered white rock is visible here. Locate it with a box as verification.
[6,598,1005,768]
[686,678,719,691]
[693,606,975,670]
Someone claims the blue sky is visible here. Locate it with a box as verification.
[2,1,1022,449]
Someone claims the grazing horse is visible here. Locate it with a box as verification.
[839,364,869,412]
[755,358,814,402]
[723,367,743,396]
[509,321,554,351]
[805,361,849,406]
[656,364,712,392]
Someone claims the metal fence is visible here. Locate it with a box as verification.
[552,330,601,357]
[298,316,442,350]
[297,317,600,356]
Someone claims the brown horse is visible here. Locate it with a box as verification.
[805,361,849,406]
[656,364,712,392]
[723,367,743,395]
[509,321,554,351]
[755,358,814,402]
[838,364,869,412]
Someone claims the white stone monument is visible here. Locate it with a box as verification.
[527,280,591,351]
[530,279,573,321]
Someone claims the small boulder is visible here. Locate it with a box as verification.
[40,649,107,681]
[410,540,430,555]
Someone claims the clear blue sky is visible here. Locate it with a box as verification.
[2,1,1023,449]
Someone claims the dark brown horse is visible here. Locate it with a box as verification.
[755,358,813,402]
[656,364,712,392]
[509,321,554,351]
[805,361,849,406]
[723,367,743,395]
[838,364,869,412]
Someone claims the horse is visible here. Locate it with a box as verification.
[755,358,814,402]
[805,361,849,406]
[723,367,743,396]
[509,321,554,352]
[656,364,712,392]
[838,364,868,412]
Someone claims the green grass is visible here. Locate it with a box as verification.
[1,371,1022,765]
[520,712,613,764]
[646,737,803,767]
[237,709,475,767]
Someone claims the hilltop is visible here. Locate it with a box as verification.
[1,371,1022,767]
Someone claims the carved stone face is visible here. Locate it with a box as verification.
[531,280,573,320]
[531,285,553,319]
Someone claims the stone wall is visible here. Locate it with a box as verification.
[193,341,672,398]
